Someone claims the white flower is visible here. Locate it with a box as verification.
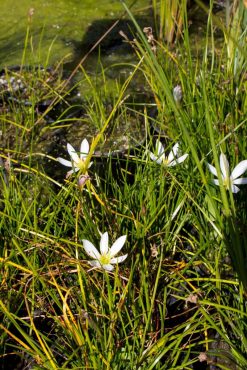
[173,85,183,103]
[82,232,128,271]
[149,140,188,167]
[207,153,247,193]
[57,138,92,176]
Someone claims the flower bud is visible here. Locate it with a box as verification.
[173,85,183,104]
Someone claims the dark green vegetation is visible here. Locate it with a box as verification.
[1,1,247,369]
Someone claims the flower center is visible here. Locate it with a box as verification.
[99,254,111,265]
[75,159,86,171]
[223,176,231,190]
[162,157,170,166]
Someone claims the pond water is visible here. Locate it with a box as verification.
[0,0,149,69]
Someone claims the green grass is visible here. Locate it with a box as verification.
[1,0,247,369]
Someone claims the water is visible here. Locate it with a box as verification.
[0,0,149,69]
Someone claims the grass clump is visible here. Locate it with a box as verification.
[1,1,247,369]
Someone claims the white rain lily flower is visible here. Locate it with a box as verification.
[207,153,247,193]
[82,232,128,272]
[149,140,188,167]
[57,138,92,176]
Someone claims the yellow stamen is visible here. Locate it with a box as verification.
[99,254,111,265]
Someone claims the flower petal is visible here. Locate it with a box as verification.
[168,153,188,166]
[233,178,247,185]
[110,254,128,264]
[149,152,158,162]
[173,142,180,154]
[149,152,162,164]
[176,153,188,164]
[66,169,74,177]
[207,163,218,177]
[88,260,101,268]
[67,143,79,163]
[231,184,240,193]
[220,153,229,179]
[167,160,176,167]
[168,143,179,163]
[83,239,100,260]
[156,140,165,157]
[57,157,72,167]
[102,264,114,271]
[100,232,109,254]
[231,160,247,180]
[212,179,220,186]
[88,260,114,272]
[109,235,127,257]
[80,139,90,160]
[67,167,79,177]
